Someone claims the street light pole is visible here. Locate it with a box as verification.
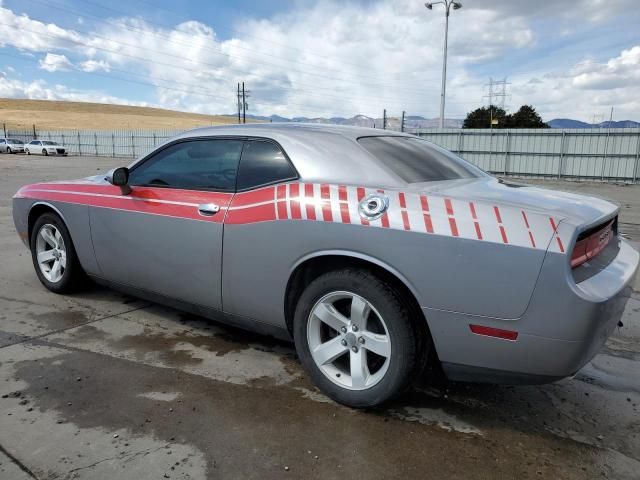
[426,1,462,129]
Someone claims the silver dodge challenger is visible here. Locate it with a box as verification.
[12,124,639,407]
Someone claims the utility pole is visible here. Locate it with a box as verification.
[242,82,246,124]
[401,111,405,132]
[383,109,387,130]
[425,1,462,128]
[237,83,241,124]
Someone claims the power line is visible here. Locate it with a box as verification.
[24,0,436,92]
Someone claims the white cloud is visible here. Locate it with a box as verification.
[39,53,73,72]
[80,59,111,72]
[0,1,638,121]
[0,72,148,105]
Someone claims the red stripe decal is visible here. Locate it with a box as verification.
[528,231,537,248]
[401,211,410,231]
[474,222,483,240]
[420,195,434,233]
[380,212,390,228]
[445,198,454,216]
[493,206,503,224]
[399,192,407,209]
[521,210,530,229]
[445,199,458,236]
[320,184,332,222]
[338,186,350,223]
[289,183,301,219]
[549,217,564,252]
[469,202,478,220]
[276,184,287,220]
[499,226,508,244]
[469,202,482,239]
[356,187,369,226]
[304,184,316,221]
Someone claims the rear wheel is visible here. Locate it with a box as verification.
[26,149,30,155]
[6,147,11,154]
[42,148,48,156]
[30,213,84,293]
[293,268,422,407]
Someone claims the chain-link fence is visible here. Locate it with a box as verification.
[4,125,639,183]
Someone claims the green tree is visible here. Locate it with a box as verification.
[462,105,508,129]
[463,104,548,128]
[505,105,548,128]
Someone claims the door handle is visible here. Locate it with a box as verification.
[198,203,220,216]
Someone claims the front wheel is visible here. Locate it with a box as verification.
[30,213,84,293]
[293,269,422,407]
[26,149,30,155]
[6,147,11,154]
[42,149,48,156]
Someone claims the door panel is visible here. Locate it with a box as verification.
[90,186,232,309]
[90,138,243,310]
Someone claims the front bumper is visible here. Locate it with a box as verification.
[429,239,639,384]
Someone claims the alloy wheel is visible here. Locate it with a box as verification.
[307,291,391,390]
[35,224,67,283]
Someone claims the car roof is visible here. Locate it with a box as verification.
[167,123,414,188]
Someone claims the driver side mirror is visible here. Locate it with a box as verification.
[106,167,131,195]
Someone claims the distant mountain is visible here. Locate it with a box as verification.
[548,118,640,129]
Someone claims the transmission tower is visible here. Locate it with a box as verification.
[483,77,511,110]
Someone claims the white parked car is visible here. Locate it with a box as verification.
[0,138,26,153]
[26,140,68,156]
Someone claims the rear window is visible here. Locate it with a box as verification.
[358,136,482,183]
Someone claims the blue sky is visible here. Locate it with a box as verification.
[0,0,638,121]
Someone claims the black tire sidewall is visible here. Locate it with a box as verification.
[293,269,418,408]
[30,213,82,293]
[42,149,48,156]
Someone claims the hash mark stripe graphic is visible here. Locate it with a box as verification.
[320,184,332,222]
[521,210,536,247]
[305,183,316,220]
[338,185,351,224]
[549,217,565,252]
[469,202,483,240]
[276,184,287,220]
[444,198,459,237]
[356,187,369,226]
[398,192,410,231]
[493,206,508,244]
[420,195,434,233]
[289,183,301,220]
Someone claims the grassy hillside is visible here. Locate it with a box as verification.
[0,98,245,130]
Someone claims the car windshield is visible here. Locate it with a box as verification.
[8,139,23,144]
[42,141,57,145]
[358,136,484,183]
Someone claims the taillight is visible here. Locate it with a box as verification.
[571,219,615,268]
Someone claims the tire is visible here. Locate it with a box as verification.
[6,147,11,154]
[293,268,422,408]
[26,149,30,155]
[42,149,48,156]
[30,213,84,293]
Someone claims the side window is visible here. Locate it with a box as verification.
[0,140,4,144]
[129,139,243,191]
[236,140,297,190]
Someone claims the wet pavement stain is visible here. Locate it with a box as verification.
[27,310,89,331]
[10,349,616,480]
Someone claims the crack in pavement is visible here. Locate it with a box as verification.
[51,444,170,479]
[0,443,39,479]
[0,303,151,350]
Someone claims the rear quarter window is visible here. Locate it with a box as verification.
[358,136,483,183]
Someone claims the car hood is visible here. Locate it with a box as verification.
[405,177,619,228]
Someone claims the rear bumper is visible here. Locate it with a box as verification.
[429,239,638,384]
